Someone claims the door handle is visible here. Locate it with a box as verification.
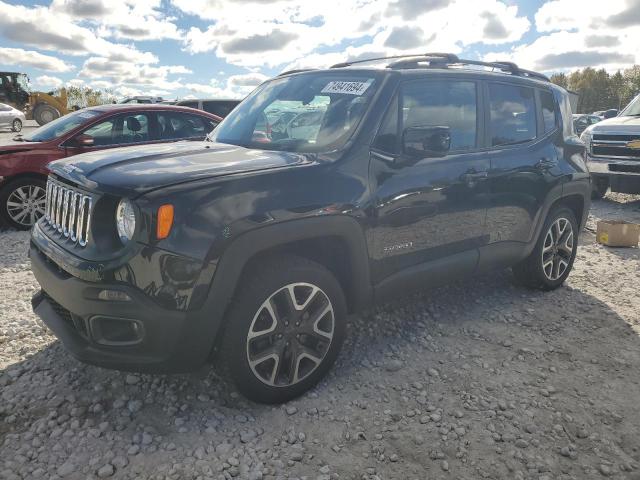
[536,158,557,170]
[460,170,488,183]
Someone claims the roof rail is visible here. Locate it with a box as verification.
[330,52,459,69]
[277,68,314,77]
[331,52,549,82]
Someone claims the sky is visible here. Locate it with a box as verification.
[0,0,638,100]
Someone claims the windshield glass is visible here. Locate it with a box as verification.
[25,109,102,142]
[209,72,380,153]
[620,95,640,116]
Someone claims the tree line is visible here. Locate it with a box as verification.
[550,66,640,114]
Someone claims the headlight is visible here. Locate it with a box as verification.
[116,198,136,243]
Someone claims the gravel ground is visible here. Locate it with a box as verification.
[1,193,639,480]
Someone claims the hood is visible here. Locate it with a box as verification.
[49,141,311,196]
[588,115,640,135]
[0,140,42,155]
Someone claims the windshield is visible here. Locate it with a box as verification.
[620,95,640,116]
[25,109,102,142]
[209,72,380,153]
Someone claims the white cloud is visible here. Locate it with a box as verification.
[34,75,64,89]
[487,0,640,73]
[0,0,160,63]
[178,0,530,68]
[0,47,73,72]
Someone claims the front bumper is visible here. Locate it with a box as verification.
[587,155,640,194]
[29,240,217,373]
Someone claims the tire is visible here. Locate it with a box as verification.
[11,119,22,132]
[0,177,47,230]
[34,104,60,126]
[220,255,347,403]
[591,178,608,200]
[512,206,578,291]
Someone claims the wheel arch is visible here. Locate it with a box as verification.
[191,215,373,357]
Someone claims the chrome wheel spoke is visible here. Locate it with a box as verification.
[541,217,575,281]
[246,282,334,388]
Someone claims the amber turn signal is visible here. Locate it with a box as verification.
[157,204,174,239]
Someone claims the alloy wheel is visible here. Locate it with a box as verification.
[541,217,574,281]
[246,282,335,387]
[6,184,46,227]
[12,119,22,132]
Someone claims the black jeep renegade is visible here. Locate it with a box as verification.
[30,54,590,403]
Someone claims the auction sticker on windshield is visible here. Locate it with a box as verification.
[321,80,373,95]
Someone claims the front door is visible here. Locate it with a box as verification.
[369,77,490,284]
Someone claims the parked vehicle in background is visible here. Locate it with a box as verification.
[573,114,601,134]
[0,102,26,132]
[29,53,589,403]
[175,98,241,118]
[582,94,640,199]
[592,110,605,118]
[0,71,71,125]
[119,96,164,104]
[0,104,220,229]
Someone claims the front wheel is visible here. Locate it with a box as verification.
[220,255,347,403]
[512,207,579,290]
[11,119,22,132]
[0,178,47,230]
[34,104,60,126]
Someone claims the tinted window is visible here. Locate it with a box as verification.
[373,95,399,154]
[203,101,239,118]
[489,83,536,146]
[402,80,477,151]
[82,117,117,146]
[120,113,150,144]
[540,90,557,133]
[178,101,198,109]
[157,112,216,139]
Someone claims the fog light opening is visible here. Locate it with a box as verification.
[97,289,132,302]
[90,316,144,346]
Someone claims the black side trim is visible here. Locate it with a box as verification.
[373,249,478,304]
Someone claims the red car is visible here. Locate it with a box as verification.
[0,104,221,229]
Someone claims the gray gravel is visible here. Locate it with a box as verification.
[1,193,640,480]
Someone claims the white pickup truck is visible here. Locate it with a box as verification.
[581,94,640,199]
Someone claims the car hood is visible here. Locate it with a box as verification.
[0,140,42,155]
[49,141,312,196]
[588,115,640,134]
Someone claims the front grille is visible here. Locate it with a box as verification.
[591,134,640,160]
[44,178,93,247]
[610,164,640,174]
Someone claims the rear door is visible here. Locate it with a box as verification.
[483,82,563,255]
[369,77,490,283]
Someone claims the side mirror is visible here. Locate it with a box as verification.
[602,109,618,119]
[402,126,451,158]
[73,134,94,147]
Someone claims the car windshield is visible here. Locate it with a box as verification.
[24,109,102,142]
[620,95,640,116]
[209,72,380,153]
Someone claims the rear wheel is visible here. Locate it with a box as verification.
[11,119,22,132]
[0,177,47,230]
[220,255,347,403]
[512,207,578,290]
[34,104,60,126]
